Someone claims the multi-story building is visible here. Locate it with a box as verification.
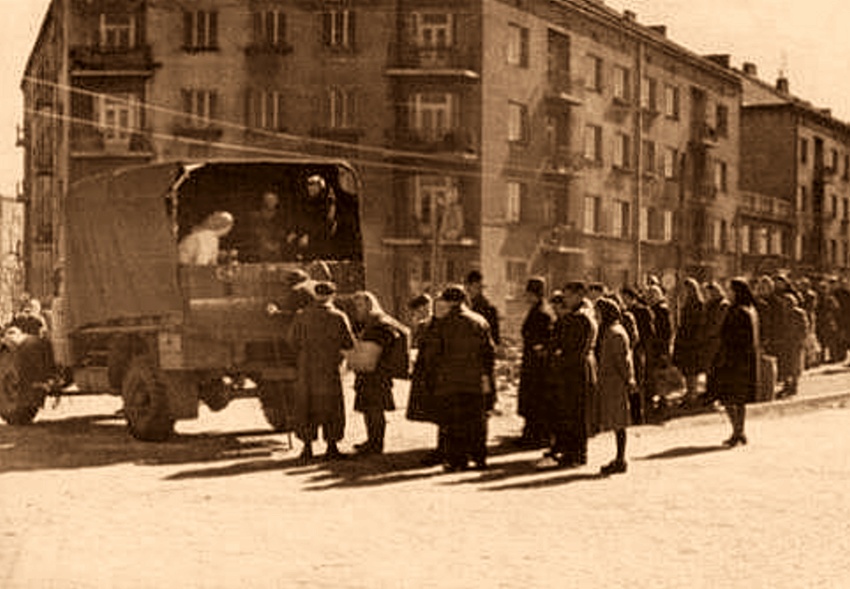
[738,63,850,278]
[20,0,742,333]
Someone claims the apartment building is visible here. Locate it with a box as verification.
[20,0,743,331]
[738,64,850,277]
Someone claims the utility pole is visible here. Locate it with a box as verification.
[633,40,645,286]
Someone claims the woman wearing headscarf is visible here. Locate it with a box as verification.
[672,278,706,405]
[178,211,234,265]
[712,279,760,446]
[594,297,635,475]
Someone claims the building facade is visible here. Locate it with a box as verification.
[738,65,850,278]
[21,0,746,334]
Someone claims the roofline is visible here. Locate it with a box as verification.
[21,1,57,90]
[548,0,742,88]
[742,103,850,138]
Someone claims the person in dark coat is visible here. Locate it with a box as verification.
[646,284,673,361]
[754,275,782,361]
[622,286,654,424]
[816,280,841,363]
[432,285,496,471]
[702,281,730,403]
[672,277,706,405]
[350,290,402,455]
[594,297,635,475]
[776,292,808,398]
[287,281,355,461]
[464,270,500,346]
[833,280,850,363]
[405,293,447,466]
[712,278,760,447]
[517,277,555,447]
[541,282,598,468]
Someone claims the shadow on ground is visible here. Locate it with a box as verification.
[0,414,289,474]
[637,444,729,461]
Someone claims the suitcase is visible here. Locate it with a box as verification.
[755,354,777,402]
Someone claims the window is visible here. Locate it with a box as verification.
[845,154,849,180]
[641,77,658,111]
[584,195,601,234]
[410,93,453,141]
[246,90,285,130]
[329,86,355,129]
[507,23,529,67]
[415,13,452,49]
[547,30,570,79]
[716,104,729,137]
[843,197,849,220]
[181,89,217,126]
[584,124,602,163]
[508,101,529,143]
[98,93,139,141]
[711,218,723,251]
[642,140,656,173]
[663,147,679,179]
[643,207,671,241]
[663,84,679,119]
[663,210,673,241]
[585,55,602,91]
[832,194,839,218]
[415,175,456,228]
[771,228,782,255]
[323,9,355,49]
[613,65,631,103]
[613,133,631,169]
[800,138,808,164]
[253,10,288,47]
[795,234,803,261]
[506,260,527,298]
[740,224,751,254]
[613,201,630,238]
[831,239,838,264]
[844,241,849,267]
[799,185,808,211]
[506,182,523,223]
[756,227,768,255]
[100,13,135,49]
[183,11,218,51]
[714,160,728,192]
[831,148,839,172]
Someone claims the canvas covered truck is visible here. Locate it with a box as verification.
[0,159,365,440]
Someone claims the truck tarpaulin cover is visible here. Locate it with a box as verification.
[66,163,184,330]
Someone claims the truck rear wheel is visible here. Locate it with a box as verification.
[0,348,45,425]
[121,355,175,441]
[258,380,295,432]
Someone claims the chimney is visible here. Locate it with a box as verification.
[820,108,832,118]
[776,76,790,94]
[705,54,731,69]
[623,10,636,21]
[648,25,667,37]
[742,62,758,77]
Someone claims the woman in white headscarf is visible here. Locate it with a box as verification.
[178,211,234,265]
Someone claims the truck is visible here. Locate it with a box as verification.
[0,159,365,440]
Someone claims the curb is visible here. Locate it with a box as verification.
[644,389,850,431]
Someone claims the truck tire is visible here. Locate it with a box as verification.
[0,347,45,425]
[121,355,175,441]
[258,380,295,432]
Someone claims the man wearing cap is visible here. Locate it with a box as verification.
[464,270,500,346]
[517,277,555,448]
[542,282,598,467]
[287,281,355,461]
[433,285,495,471]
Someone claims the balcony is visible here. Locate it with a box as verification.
[70,124,154,157]
[70,45,156,76]
[386,46,479,79]
[691,122,719,149]
[546,72,583,106]
[391,128,477,155]
[538,224,585,255]
[542,149,585,177]
[740,191,794,222]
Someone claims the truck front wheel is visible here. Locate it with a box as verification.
[121,355,175,441]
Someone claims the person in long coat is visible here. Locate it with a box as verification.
[287,281,355,461]
[712,278,760,447]
[776,292,808,398]
[432,285,496,471]
[594,297,635,476]
[517,277,555,447]
[672,277,706,405]
[622,286,654,424]
[543,282,597,468]
[702,281,730,403]
[350,290,401,455]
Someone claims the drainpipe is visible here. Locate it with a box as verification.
[633,40,644,285]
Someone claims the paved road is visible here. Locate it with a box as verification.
[1,368,849,588]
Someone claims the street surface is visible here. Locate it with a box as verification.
[1,368,850,589]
